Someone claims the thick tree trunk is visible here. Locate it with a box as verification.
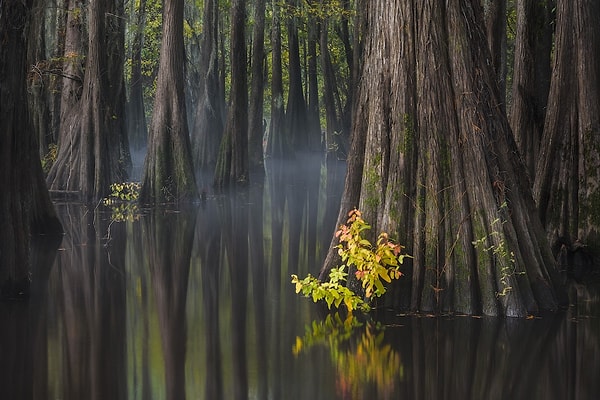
[534,0,600,262]
[321,0,565,317]
[248,0,267,168]
[140,0,198,202]
[0,0,62,299]
[509,0,553,178]
[192,0,224,170]
[213,0,248,188]
[47,0,128,200]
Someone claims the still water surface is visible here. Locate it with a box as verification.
[1,156,599,399]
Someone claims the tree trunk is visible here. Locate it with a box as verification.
[321,0,565,317]
[192,0,224,170]
[214,0,248,188]
[107,0,132,176]
[47,0,67,150]
[248,0,267,169]
[336,0,354,137]
[27,0,52,157]
[534,0,600,261]
[285,0,308,152]
[268,0,287,158]
[127,0,149,151]
[47,0,128,200]
[320,15,342,159]
[140,0,198,202]
[0,0,62,299]
[306,2,322,151]
[509,0,553,178]
[483,0,507,104]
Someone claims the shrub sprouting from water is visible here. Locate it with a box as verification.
[102,182,141,222]
[292,209,410,312]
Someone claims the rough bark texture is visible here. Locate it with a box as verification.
[534,0,600,261]
[140,0,198,202]
[0,0,62,298]
[47,0,128,201]
[483,0,507,103]
[213,0,248,188]
[192,0,224,170]
[321,0,565,317]
[509,0,553,178]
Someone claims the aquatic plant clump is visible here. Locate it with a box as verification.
[102,182,141,222]
[292,209,410,312]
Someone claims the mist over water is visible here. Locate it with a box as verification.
[0,154,599,399]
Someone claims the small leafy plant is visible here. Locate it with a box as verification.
[292,209,409,312]
[471,203,523,298]
[102,182,141,222]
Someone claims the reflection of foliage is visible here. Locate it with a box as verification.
[102,182,141,222]
[292,209,409,312]
[294,313,404,399]
[293,313,363,355]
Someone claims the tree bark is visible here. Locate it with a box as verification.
[248,0,267,168]
[321,0,565,317]
[534,0,600,260]
[483,0,507,104]
[192,0,224,170]
[47,0,128,200]
[0,0,62,299]
[140,0,198,202]
[213,0,248,188]
[509,0,553,178]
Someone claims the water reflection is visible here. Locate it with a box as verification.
[1,156,599,399]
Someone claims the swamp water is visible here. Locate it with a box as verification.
[1,156,599,399]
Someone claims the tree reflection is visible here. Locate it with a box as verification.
[0,234,60,400]
[143,207,196,400]
[193,201,224,400]
[50,204,127,400]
